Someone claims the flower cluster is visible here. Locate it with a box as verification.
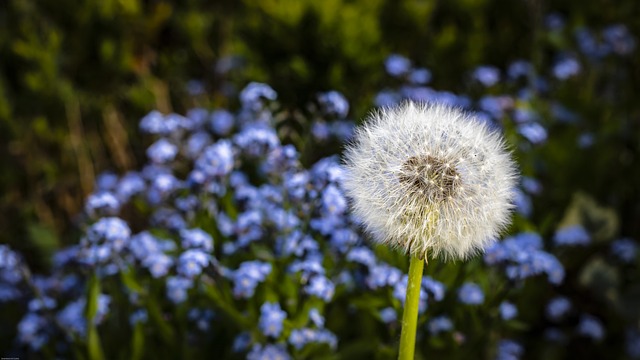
[2,13,639,360]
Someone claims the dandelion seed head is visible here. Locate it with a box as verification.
[343,102,518,260]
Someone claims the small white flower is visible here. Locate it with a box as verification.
[343,102,517,260]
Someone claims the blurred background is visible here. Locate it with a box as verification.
[1,0,639,268]
[1,0,639,358]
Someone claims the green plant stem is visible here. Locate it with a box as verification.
[398,255,425,360]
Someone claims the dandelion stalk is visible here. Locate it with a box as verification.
[343,102,518,359]
[398,255,425,360]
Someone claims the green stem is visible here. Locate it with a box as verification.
[398,255,425,360]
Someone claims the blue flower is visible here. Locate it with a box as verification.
[422,276,445,302]
[478,95,511,119]
[230,261,272,298]
[234,124,280,157]
[235,210,264,247]
[309,308,325,328]
[184,131,212,159]
[148,173,181,202]
[499,302,518,320]
[289,328,338,351]
[400,86,433,103]
[129,309,148,325]
[58,299,87,336]
[379,307,397,323]
[95,172,119,191]
[312,121,331,141]
[330,120,355,141]
[95,294,111,324]
[577,314,605,341]
[505,252,565,285]
[85,191,120,217]
[146,138,178,164]
[485,233,564,284]
[310,216,346,236]
[309,156,345,187]
[174,195,199,213]
[385,54,411,77]
[518,122,547,144]
[0,245,23,286]
[409,68,431,84]
[151,208,187,231]
[346,247,376,267]
[513,188,532,217]
[611,238,638,263]
[375,90,401,107]
[545,13,565,30]
[28,297,56,312]
[82,217,131,264]
[57,294,110,337]
[188,308,215,331]
[278,231,318,257]
[330,228,359,253]
[166,276,193,303]
[86,217,130,246]
[521,177,542,195]
[305,276,335,302]
[575,28,609,59]
[127,231,161,261]
[507,60,532,80]
[263,144,299,175]
[473,66,500,86]
[144,253,173,278]
[180,228,214,252]
[17,313,48,350]
[139,110,181,135]
[240,82,277,111]
[318,91,349,118]
[553,57,581,80]
[0,283,21,302]
[496,339,523,360]
[546,296,571,320]
[216,211,235,237]
[267,207,300,232]
[428,316,453,335]
[177,249,211,278]
[116,172,146,201]
[321,184,347,216]
[247,343,291,360]
[602,24,636,55]
[210,109,235,136]
[195,140,235,178]
[232,332,252,353]
[366,263,402,289]
[259,302,287,338]
[289,255,325,279]
[458,283,484,305]
[553,225,590,246]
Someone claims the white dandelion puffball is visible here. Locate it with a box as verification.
[343,102,518,261]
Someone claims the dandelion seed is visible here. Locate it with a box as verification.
[343,102,517,261]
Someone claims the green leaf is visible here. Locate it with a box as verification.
[27,223,59,266]
[131,321,144,360]
[146,297,175,346]
[579,257,620,304]
[202,282,251,328]
[86,275,105,360]
[120,267,145,294]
